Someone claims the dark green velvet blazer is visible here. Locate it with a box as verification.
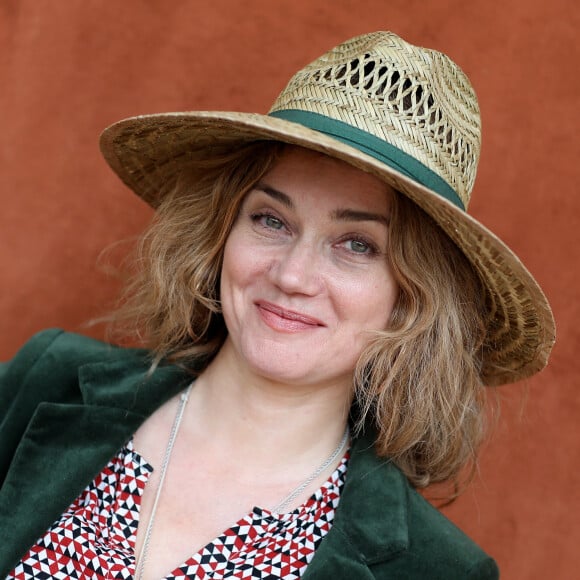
[0,329,499,579]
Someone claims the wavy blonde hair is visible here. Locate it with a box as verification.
[354,193,489,494]
[112,141,490,493]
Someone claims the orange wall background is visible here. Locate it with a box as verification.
[0,1,578,578]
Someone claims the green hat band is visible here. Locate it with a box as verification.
[268,109,465,210]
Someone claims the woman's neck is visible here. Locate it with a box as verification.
[184,339,352,471]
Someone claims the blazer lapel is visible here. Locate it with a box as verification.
[0,356,190,577]
[302,432,410,578]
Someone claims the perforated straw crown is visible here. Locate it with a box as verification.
[100,31,555,385]
[268,32,480,212]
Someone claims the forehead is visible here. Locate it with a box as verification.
[259,146,395,211]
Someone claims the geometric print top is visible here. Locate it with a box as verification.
[8,438,349,580]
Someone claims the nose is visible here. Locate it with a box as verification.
[268,240,324,296]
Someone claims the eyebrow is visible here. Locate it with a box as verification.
[331,208,390,226]
[255,183,389,226]
[256,184,294,209]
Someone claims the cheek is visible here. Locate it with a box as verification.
[222,226,247,277]
[220,236,240,300]
[221,251,242,299]
[339,271,398,331]
[221,230,265,295]
[220,239,245,331]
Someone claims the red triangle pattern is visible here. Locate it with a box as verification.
[8,440,348,579]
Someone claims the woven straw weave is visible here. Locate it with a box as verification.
[270,32,480,207]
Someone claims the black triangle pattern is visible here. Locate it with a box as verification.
[7,440,348,579]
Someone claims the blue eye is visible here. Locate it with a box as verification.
[263,215,284,230]
[251,212,286,231]
[347,239,371,254]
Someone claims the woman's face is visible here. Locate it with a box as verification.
[220,147,398,390]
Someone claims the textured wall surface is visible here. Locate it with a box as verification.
[0,1,578,578]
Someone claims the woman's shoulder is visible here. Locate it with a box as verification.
[0,329,152,415]
[4,327,145,362]
[1,328,148,382]
[335,436,499,579]
[401,485,499,578]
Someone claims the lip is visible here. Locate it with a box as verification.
[256,300,325,332]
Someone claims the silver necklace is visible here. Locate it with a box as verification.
[271,425,350,514]
[134,384,348,577]
[135,383,193,580]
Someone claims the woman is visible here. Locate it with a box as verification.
[0,31,555,579]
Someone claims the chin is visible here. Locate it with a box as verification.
[247,351,352,390]
[250,357,313,385]
[231,335,357,388]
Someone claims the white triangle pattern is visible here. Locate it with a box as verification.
[7,439,348,579]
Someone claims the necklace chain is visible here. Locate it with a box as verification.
[134,382,349,578]
[271,425,350,514]
[135,383,193,580]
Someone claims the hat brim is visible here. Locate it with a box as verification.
[99,111,556,386]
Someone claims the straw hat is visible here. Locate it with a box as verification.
[100,31,555,386]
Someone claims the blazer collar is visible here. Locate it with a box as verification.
[78,353,192,412]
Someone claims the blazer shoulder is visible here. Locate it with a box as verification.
[1,328,147,384]
[1,329,63,383]
[390,487,499,579]
[312,435,498,580]
[0,328,150,420]
[0,329,153,483]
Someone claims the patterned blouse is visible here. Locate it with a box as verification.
[8,439,348,579]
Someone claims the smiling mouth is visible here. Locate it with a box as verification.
[256,301,325,331]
